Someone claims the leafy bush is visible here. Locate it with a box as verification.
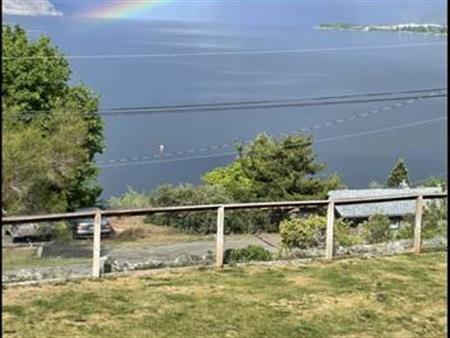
[280,215,361,249]
[35,222,55,240]
[52,222,73,243]
[394,222,414,240]
[145,184,276,234]
[145,184,231,234]
[279,215,326,249]
[334,219,363,247]
[422,200,447,239]
[108,187,150,208]
[223,245,272,264]
[387,200,447,241]
[361,214,393,244]
[36,222,72,242]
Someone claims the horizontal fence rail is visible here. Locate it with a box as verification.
[2,192,447,224]
[2,192,447,280]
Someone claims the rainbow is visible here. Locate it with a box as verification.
[87,0,171,19]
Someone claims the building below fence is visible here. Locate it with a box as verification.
[328,186,443,228]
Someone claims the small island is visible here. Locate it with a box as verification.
[318,22,447,36]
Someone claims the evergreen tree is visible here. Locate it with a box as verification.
[236,133,345,201]
[387,158,410,187]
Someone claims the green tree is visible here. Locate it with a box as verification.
[202,161,254,202]
[387,158,410,187]
[2,25,104,213]
[2,113,88,214]
[418,176,447,191]
[236,133,344,201]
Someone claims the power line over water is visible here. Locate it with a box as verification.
[3,88,446,118]
[97,116,447,168]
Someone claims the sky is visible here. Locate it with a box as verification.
[2,0,447,26]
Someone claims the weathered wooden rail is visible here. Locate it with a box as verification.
[2,192,447,278]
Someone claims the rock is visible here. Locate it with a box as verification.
[122,262,130,272]
[111,260,122,272]
[335,246,349,256]
[172,254,194,267]
[202,251,214,263]
[14,269,42,281]
[144,259,164,269]
[100,255,113,274]
[423,235,447,248]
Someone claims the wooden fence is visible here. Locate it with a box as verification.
[2,192,447,278]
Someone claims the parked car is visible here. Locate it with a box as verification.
[70,208,113,239]
[4,222,53,243]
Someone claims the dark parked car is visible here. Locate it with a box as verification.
[70,208,113,239]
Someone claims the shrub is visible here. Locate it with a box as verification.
[223,245,272,264]
[393,201,447,241]
[394,222,414,240]
[280,215,361,249]
[335,219,363,247]
[108,187,150,208]
[279,215,326,249]
[51,222,72,243]
[422,200,447,239]
[225,209,277,233]
[145,184,276,234]
[361,214,393,244]
[36,221,72,242]
[35,222,54,240]
[145,184,231,234]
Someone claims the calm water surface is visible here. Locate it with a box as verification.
[4,18,448,197]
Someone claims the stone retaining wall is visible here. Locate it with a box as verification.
[3,236,447,284]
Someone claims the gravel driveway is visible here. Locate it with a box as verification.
[3,234,281,280]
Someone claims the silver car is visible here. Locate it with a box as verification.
[70,209,113,239]
[4,222,53,242]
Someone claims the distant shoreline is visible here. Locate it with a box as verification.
[317,23,447,36]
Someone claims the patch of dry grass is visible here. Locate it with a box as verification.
[106,216,204,246]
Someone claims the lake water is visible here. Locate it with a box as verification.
[4,17,448,197]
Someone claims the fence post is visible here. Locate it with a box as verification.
[92,209,102,278]
[325,201,335,260]
[414,195,423,255]
[216,205,225,268]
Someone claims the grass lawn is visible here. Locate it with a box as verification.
[2,247,90,272]
[2,252,447,338]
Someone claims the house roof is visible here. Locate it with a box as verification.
[328,187,442,218]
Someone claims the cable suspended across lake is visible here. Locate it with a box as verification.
[3,88,446,118]
[96,116,447,168]
[94,95,444,165]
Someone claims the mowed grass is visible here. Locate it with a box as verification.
[2,252,447,338]
[2,248,90,271]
